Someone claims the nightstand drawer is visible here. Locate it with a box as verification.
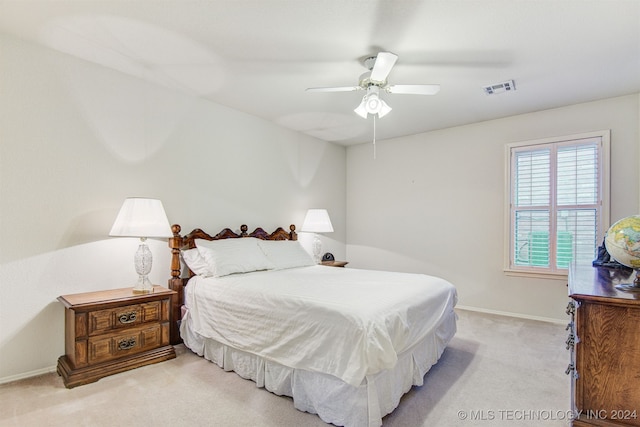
[88,301,162,336]
[88,323,165,365]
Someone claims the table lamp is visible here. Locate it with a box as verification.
[110,198,173,293]
[301,209,334,263]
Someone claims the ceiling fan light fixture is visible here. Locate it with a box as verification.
[354,86,392,119]
[365,93,381,112]
[308,51,439,121]
[377,99,392,118]
[354,98,368,118]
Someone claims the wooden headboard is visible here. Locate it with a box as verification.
[167,223,297,344]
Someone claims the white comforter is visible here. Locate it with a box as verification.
[183,265,457,387]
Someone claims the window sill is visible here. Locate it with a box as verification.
[504,268,568,281]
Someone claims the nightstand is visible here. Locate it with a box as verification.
[321,260,348,267]
[57,286,176,388]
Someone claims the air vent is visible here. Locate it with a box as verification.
[483,79,516,95]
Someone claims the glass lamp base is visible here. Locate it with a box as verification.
[132,238,154,294]
[133,275,153,294]
[312,235,322,264]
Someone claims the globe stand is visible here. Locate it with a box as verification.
[615,269,640,292]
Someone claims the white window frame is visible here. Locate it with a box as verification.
[504,130,610,279]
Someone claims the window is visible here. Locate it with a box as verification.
[505,131,610,277]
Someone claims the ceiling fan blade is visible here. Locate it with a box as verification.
[370,52,398,82]
[387,84,441,95]
[306,86,361,92]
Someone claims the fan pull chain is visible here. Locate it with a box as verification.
[373,114,377,160]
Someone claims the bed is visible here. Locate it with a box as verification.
[168,223,457,427]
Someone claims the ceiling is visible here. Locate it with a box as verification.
[1,0,639,146]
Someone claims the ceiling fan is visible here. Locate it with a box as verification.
[306,51,440,119]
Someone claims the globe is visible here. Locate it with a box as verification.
[604,215,640,291]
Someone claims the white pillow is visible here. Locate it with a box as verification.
[257,239,316,270]
[181,248,213,277]
[195,237,275,277]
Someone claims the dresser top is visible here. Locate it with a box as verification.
[58,286,176,310]
[569,264,640,305]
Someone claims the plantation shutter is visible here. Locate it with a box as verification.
[513,148,551,267]
[555,141,599,267]
[511,137,601,272]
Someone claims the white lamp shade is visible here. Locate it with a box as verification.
[301,209,334,233]
[109,198,173,238]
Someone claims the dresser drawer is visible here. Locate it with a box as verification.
[88,322,166,365]
[87,301,162,336]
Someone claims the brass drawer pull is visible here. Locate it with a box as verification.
[566,301,575,316]
[565,333,575,350]
[118,337,137,350]
[565,363,574,375]
[565,363,579,379]
[118,311,137,324]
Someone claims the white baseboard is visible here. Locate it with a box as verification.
[455,305,567,325]
[0,365,57,385]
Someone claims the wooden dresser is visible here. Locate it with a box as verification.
[567,264,640,426]
[57,286,176,388]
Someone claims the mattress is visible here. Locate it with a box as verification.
[181,265,457,426]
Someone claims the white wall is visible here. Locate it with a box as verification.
[2,31,637,383]
[347,94,639,322]
[0,35,346,382]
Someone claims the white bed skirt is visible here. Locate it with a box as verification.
[180,307,457,427]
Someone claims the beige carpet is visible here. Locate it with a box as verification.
[0,309,570,426]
